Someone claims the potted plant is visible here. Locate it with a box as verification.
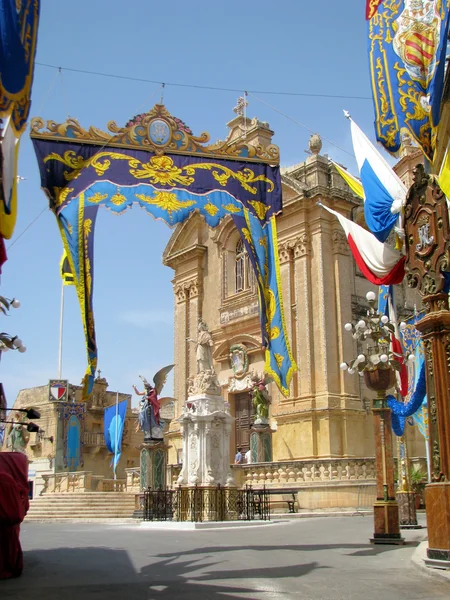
[410,467,426,509]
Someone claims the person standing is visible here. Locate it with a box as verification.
[235,447,243,464]
[245,449,251,464]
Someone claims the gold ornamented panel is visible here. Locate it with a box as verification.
[30,103,280,164]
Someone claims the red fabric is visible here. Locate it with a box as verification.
[0,452,29,579]
[391,335,409,398]
[348,234,406,285]
[366,0,384,19]
[148,388,160,424]
[0,236,7,274]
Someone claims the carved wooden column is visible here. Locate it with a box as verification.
[404,166,450,567]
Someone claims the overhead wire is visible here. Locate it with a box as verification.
[35,62,372,101]
[247,91,355,158]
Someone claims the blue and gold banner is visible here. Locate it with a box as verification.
[367,1,450,161]
[0,0,40,240]
[32,136,295,397]
[0,0,40,133]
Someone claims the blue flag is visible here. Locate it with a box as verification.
[104,399,128,474]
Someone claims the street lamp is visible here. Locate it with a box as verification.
[341,291,405,545]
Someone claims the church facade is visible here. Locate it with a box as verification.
[163,112,425,482]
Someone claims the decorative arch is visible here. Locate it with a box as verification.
[31,104,296,396]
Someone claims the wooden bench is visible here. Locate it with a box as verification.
[263,489,299,513]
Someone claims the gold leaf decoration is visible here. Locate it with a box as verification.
[135,191,196,221]
[274,353,284,368]
[270,326,280,340]
[204,202,219,216]
[223,203,241,214]
[131,155,194,186]
[248,200,270,220]
[241,227,252,244]
[55,186,74,207]
[110,190,127,206]
[87,192,109,204]
[259,236,268,250]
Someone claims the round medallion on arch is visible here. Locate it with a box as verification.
[149,118,172,147]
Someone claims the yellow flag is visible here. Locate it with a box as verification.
[60,250,75,285]
[438,148,450,200]
[331,160,364,199]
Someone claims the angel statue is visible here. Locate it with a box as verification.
[249,375,270,425]
[132,364,175,442]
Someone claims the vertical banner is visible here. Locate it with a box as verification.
[367,1,450,161]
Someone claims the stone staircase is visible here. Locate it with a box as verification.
[25,492,137,522]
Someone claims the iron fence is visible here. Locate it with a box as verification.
[143,485,270,522]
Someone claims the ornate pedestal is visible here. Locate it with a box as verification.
[365,370,404,545]
[140,441,168,490]
[176,393,235,488]
[134,441,168,519]
[425,482,450,567]
[396,491,419,528]
[250,424,273,463]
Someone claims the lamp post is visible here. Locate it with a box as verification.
[341,291,405,544]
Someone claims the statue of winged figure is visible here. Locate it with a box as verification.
[133,364,175,442]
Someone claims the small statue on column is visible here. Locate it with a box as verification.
[133,365,174,442]
[250,375,270,425]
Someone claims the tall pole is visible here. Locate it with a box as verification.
[114,391,119,483]
[57,279,65,378]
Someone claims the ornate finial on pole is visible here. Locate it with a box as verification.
[233,96,248,117]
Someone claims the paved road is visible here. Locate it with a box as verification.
[1,516,449,599]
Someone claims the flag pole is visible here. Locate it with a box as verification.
[114,391,119,484]
[57,279,65,378]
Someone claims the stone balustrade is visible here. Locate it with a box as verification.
[125,467,141,491]
[41,471,126,494]
[84,432,106,446]
[233,458,377,488]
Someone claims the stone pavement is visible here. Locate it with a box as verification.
[1,515,449,600]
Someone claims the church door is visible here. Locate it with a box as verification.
[234,392,254,453]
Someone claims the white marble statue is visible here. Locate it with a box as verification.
[187,320,214,374]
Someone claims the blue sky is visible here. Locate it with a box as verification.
[2,0,376,408]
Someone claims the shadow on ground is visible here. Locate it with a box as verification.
[0,540,424,600]
[0,544,327,600]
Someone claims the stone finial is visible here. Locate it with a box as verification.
[309,133,322,155]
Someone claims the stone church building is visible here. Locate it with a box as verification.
[163,111,425,502]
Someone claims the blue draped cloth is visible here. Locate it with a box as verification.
[32,138,296,397]
[387,363,427,437]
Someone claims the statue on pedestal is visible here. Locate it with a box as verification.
[186,320,221,396]
[187,320,214,374]
[6,413,30,453]
[133,365,174,442]
[250,375,270,425]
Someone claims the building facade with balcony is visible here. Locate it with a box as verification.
[1,374,142,496]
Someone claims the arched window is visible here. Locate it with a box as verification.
[235,239,255,293]
[235,239,246,292]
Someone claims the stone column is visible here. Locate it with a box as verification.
[293,232,314,397]
[174,282,189,413]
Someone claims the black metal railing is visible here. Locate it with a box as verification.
[143,485,270,522]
